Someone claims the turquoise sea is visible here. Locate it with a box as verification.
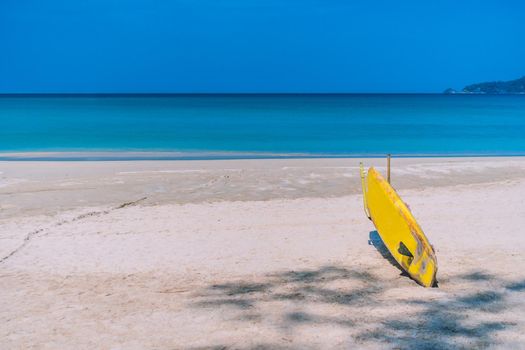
[1,94,525,159]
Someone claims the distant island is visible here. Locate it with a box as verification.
[444,76,525,94]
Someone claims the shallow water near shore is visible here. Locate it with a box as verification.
[2,94,525,157]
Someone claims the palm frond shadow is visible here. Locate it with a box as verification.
[189,261,525,349]
[186,227,524,349]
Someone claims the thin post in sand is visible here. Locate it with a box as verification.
[387,154,391,183]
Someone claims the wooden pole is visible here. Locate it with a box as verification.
[387,154,391,183]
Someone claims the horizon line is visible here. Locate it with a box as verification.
[1,92,452,96]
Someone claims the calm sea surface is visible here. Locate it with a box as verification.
[1,94,525,159]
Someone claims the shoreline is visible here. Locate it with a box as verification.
[2,151,525,161]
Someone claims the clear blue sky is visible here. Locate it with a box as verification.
[1,0,524,93]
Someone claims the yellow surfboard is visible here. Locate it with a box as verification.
[360,165,437,287]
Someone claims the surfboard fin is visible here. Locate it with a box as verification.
[398,241,414,258]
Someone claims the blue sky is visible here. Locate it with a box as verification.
[1,0,524,93]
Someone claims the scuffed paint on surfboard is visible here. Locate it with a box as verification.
[364,167,437,287]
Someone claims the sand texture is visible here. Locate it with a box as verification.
[1,157,525,349]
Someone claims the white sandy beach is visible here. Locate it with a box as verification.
[1,157,525,349]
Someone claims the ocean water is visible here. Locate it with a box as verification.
[1,94,525,159]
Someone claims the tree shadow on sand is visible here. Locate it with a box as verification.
[194,266,383,311]
[187,262,525,349]
[355,276,519,349]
